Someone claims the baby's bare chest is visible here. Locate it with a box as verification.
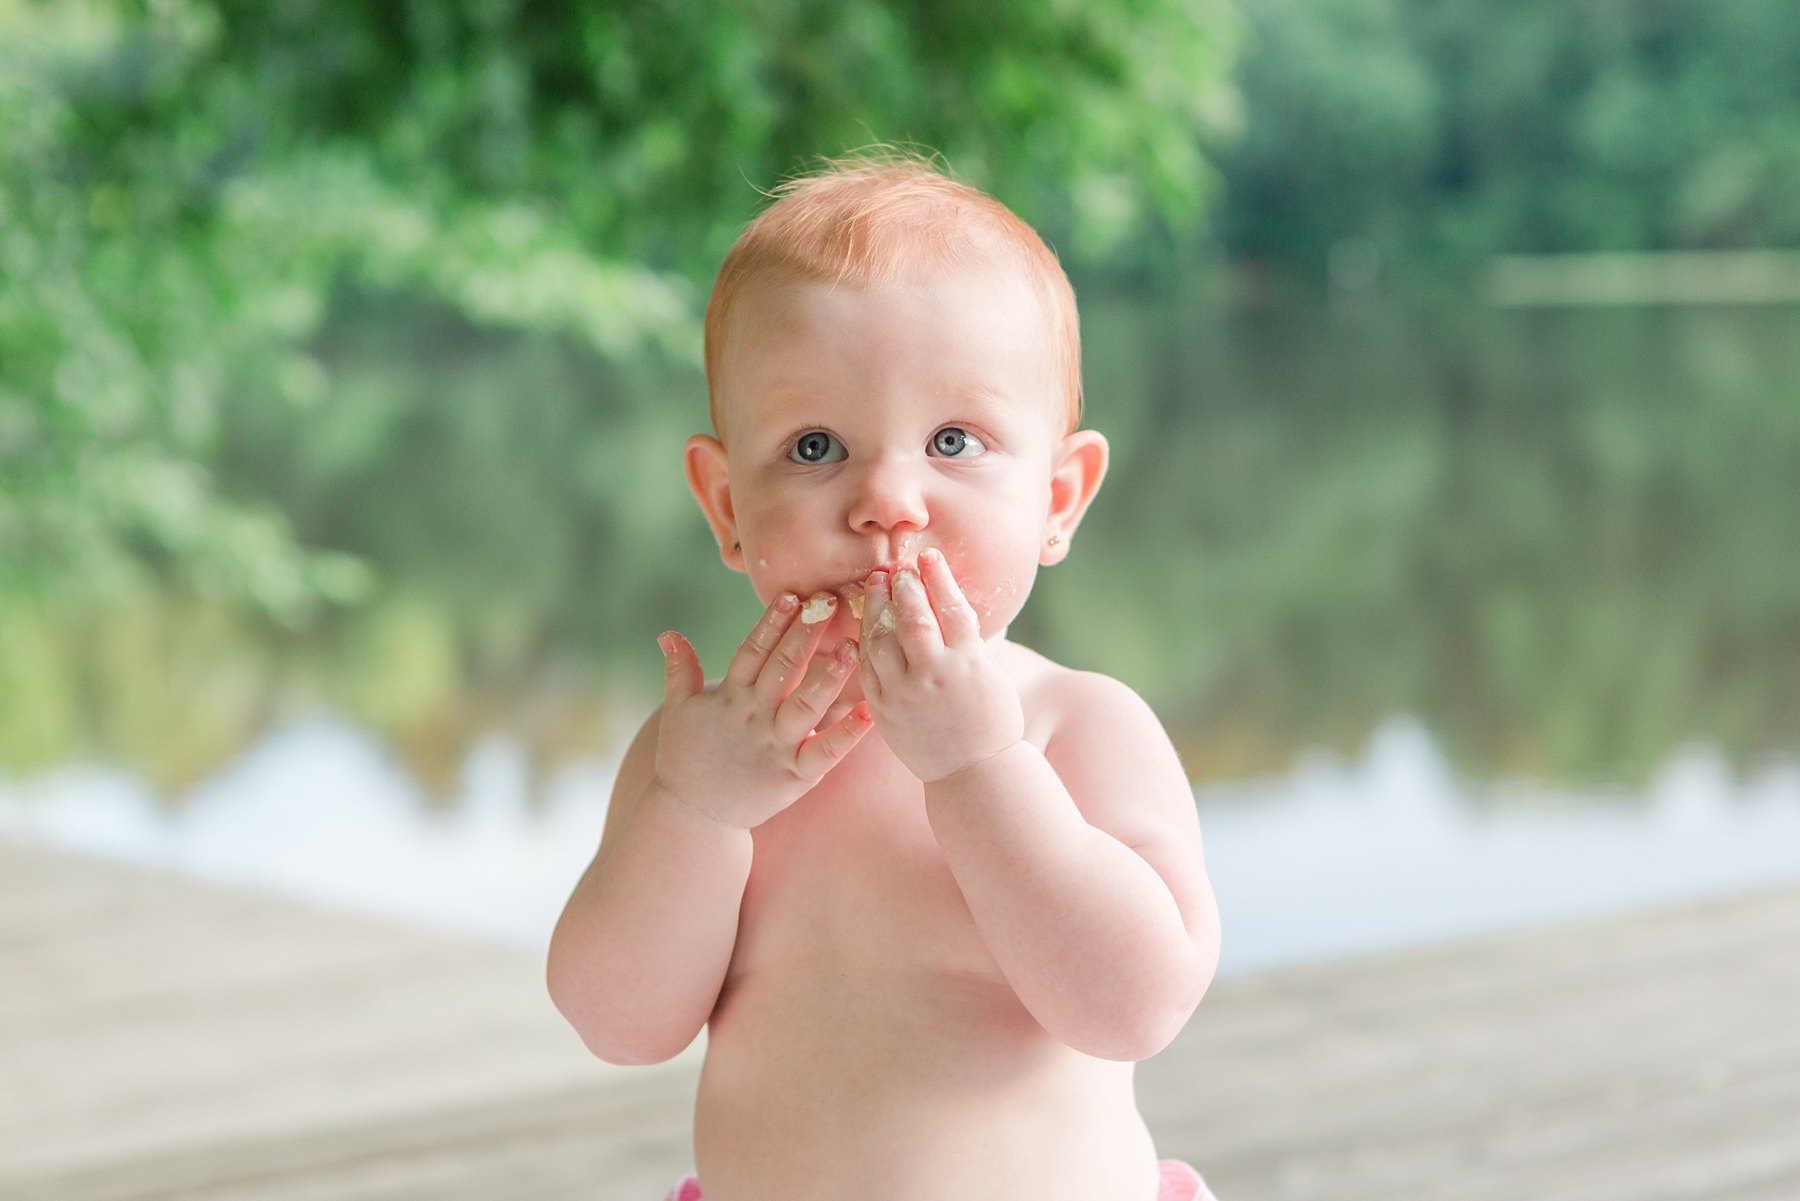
[729,737,1001,984]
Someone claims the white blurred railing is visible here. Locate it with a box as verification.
[1488,249,1800,306]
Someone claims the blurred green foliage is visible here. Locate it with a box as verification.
[4,0,1798,791]
[0,0,1236,783]
[1,0,1234,603]
[1221,0,1800,278]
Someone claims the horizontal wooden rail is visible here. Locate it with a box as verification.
[1488,250,1800,307]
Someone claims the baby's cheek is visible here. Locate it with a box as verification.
[943,547,1035,635]
[740,521,810,600]
[966,575,1028,633]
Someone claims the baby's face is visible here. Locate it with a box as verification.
[698,265,1070,643]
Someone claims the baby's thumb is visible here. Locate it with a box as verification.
[658,632,704,703]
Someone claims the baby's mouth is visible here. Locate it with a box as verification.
[845,547,935,614]
[802,553,930,630]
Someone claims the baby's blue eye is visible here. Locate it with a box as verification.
[929,427,986,458]
[789,431,846,464]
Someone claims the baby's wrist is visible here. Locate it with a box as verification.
[642,776,757,834]
[920,738,1033,788]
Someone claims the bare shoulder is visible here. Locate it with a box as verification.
[998,643,1213,941]
[996,641,1196,841]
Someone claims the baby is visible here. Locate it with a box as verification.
[548,158,1221,1201]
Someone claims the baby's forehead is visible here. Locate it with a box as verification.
[762,257,1048,322]
[716,270,1066,443]
[725,264,1058,369]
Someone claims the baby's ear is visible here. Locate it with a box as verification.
[684,434,746,572]
[1043,429,1108,566]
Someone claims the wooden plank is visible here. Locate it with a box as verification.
[1140,887,1800,1201]
[5,840,1799,1200]
[12,1076,697,1201]
[0,844,697,1196]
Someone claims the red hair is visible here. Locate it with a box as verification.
[704,154,1082,437]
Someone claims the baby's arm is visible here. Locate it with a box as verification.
[546,722,751,1064]
[863,554,1218,1062]
[927,679,1217,1062]
[546,594,871,1064]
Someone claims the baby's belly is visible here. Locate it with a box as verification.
[695,962,1156,1201]
[690,750,1158,1201]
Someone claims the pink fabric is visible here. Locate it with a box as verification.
[1159,1157,1217,1201]
[666,1160,1216,1199]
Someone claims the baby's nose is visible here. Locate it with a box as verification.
[847,452,929,536]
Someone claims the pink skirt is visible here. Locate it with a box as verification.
[668,1159,1216,1200]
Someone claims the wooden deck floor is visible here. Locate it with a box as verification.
[4,840,1798,1200]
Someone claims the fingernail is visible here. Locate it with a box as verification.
[835,639,856,667]
[775,592,798,612]
[657,633,675,656]
[921,548,942,565]
[895,569,922,593]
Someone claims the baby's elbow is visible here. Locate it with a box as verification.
[1043,999,1185,1062]
[580,1027,694,1067]
[546,966,699,1067]
[558,994,699,1065]
[1083,1005,1193,1062]
[1089,964,1215,1061]
[1135,1000,1199,1059]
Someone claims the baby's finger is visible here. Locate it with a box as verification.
[889,568,944,660]
[658,632,705,705]
[723,592,799,690]
[753,593,834,706]
[817,695,856,731]
[794,702,874,780]
[918,548,982,648]
[859,570,906,685]
[860,571,900,648]
[774,639,858,743]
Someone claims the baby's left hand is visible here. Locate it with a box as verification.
[859,548,1025,783]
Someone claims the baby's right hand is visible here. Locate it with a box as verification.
[651,592,873,829]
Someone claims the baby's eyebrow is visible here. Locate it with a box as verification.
[943,385,1062,436]
[939,384,1020,418]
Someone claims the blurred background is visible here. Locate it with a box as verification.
[3,0,1800,976]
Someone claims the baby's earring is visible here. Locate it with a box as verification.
[1046,534,1061,546]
